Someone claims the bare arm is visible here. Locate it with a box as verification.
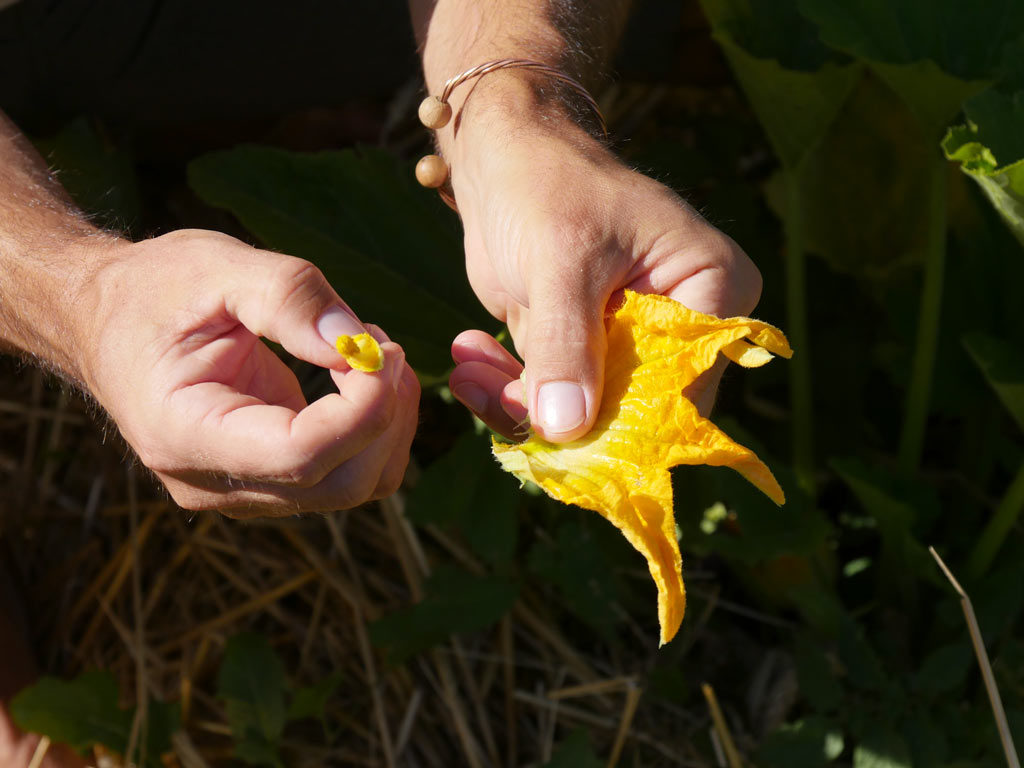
[0,111,105,381]
[0,110,419,514]
[407,2,762,442]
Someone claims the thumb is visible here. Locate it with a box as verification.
[227,253,367,369]
[523,270,608,443]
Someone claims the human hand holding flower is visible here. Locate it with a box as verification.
[74,230,419,515]
[442,79,763,440]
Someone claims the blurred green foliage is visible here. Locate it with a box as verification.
[10,669,178,766]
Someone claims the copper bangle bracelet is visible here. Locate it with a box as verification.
[415,58,608,211]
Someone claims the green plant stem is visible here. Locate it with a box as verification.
[899,157,948,475]
[784,168,815,496]
[966,459,1024,581]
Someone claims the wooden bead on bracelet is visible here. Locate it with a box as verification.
[416,59,608,212]
[415,154,449,188]
[418,96,452,130]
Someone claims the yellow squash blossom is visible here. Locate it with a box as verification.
[492,290,791,645]
[336,333,384,372]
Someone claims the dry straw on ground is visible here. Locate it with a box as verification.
[1,359,769,767]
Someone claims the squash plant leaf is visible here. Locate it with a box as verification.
[963,333,1024,433]
[943,88,1024,246]
[369,566,519,664]
[217,632,288,767]
[700,0,860,169]
[797,0,1024,133]
[10,669,178,766]
[761,77,932,280]
[188,146,495,377]
[10,670,132,757]
[407,429,520,567]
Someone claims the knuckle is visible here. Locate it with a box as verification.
[265,257,326,313]
[359,394,396,437]
[374,458,410,500]
[278,454,327,488]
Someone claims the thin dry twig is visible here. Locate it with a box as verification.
[929,546,1020,768]
[701,683,743,768]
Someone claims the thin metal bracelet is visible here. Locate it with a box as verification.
[415,58,608,211]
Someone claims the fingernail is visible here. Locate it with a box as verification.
[316,306,364,347]
[452,342,483,364]
[390,351,405,392]
[452,382,489,414]
[537,381,586,434]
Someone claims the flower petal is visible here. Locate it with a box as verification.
[336,333,384,372]
[492,291,789,645]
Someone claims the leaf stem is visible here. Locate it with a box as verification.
[966,459,1024,581]
[899,156,948,475]
[784,168,815,495]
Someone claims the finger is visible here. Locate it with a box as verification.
[164,365,420,515]
[522,267,608,443]
[452,330,524,379]
[626,227,762,318]
[449,360,522,438]
[372,367,422,498]
[221,250,372,370]
[500,379,529,427]
[161,344,405,485]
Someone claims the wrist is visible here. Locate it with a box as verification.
[436,69,610,195]
[0,227,125,388]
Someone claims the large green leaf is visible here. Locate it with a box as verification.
[700,0,860,169]
[369,566,519,664]
[188,146,495,377]
[797,0,1024,132]
[10,670,132,756]
[217,633,288,767]
[944,89,1024,246]
[407,430,520,566]
[963,334,1024,433]
[764,76,933,280]
[9,670,177,766]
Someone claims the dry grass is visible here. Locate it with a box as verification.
[0,360,740,767]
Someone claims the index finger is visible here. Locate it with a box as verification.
[162,343,405,485]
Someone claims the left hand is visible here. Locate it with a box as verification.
[446,97,763,442]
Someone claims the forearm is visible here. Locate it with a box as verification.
[410,0,632,160]
[0,111,108,382]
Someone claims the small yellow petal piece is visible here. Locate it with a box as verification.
[336,333,384,372]
[492,291,791,646]
[722,339,775,367]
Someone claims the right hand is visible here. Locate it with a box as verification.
[72,229,419,516]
